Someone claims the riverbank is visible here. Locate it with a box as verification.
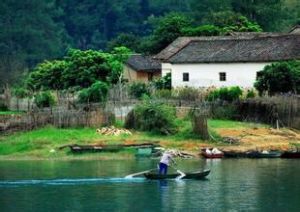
[0,119,299,160]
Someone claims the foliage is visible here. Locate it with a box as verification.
[205,11,263,33]
[181,25,221,36]
[0,0,67,87]
[246,89,256,98]
[78,81,109,103]
[26,47,130,91]
[207,86,243,102]
[34,91,56,108]
[143,13,192,54]
[211,104,238,120]
[129,82,150,99]
[107,33,141,52]
[254,61,300,95]
[153,73,172,90]
[153,89,172,99]
[173,87,201,101]
[128,100,177,135]
[26,60,67,91]
[13,88,28,98]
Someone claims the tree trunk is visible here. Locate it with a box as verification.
[192,112,209,140]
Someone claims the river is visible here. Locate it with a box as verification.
[0,159,299,212]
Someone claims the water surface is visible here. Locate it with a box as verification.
[0,159,299,211]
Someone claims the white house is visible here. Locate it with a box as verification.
[154,27,300,88]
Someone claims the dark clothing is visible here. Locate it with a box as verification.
[159,162,168,175]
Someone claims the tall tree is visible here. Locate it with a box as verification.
[231,0,290,31]
[0,0,66,87]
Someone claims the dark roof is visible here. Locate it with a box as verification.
[155,34,300,63]
[126,54,161,73]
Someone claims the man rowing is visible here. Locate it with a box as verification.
[159,150,176,175]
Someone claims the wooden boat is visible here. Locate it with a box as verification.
[202,152,224,158]
[223,151,248,158]
[246,150,282,158]
[144,169,210,180]
[281,151,300,158]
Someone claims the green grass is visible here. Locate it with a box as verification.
[0,119,268,159]
[0,111,24,115]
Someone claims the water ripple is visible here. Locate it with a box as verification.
[0,177,146,187]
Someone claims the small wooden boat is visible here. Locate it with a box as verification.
[281,151,300,158]
[202,152,224,158]
[246,150,282,158]
[144,169,210,180]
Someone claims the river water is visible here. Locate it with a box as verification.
[0,159,299,212]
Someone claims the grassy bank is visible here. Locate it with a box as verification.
[0,119,272,160]
[0,111,24,115]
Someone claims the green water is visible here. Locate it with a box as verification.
[0,159,299,212]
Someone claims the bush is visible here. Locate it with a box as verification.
[0,102,8,111]
[254,61,300,95]
[207,86,243,102]
[246,89,256,98]
[153,89,172,99]
[129,82,150,99]
[211,104,238,120]
[125,100,177,135]
[153,73,171,90]
[34,91,56,108]
[78,81,109,103]
[173,87,201,101]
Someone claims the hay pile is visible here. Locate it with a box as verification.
[96,126,132,136]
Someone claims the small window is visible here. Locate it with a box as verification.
[183,73,189,82]
[219,72,226,81]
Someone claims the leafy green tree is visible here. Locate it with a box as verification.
[34,91,56,108]
[144,13,192,54]
[0,0,66,87]
[107,33,141,52]
[231,0,290,31]
[129,82,150,99]
[181,25,221,36]
[205,11,262,33]
[78,81,109,103]
[26,60,68,91]
[254,61,300,95]
[207,86,243,102]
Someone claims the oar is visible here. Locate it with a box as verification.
[125,169,156,179]
[170,165,186,180]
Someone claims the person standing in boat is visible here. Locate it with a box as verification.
[159,150,176,175]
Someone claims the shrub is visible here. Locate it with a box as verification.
[211,104,238,120]
[78,81,109,103]
[34,91,56,108]
[246,89,256,98]
[254,61,300,95]
[173,87,200,101]
[153,89,172,99]
[129,82,150,99]
[207,86,243,102]
[0,102,8,111]
[153,73,171,90]
[125,100,177,135]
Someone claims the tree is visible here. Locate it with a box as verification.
[107,33,141,52]
[231,0,290,31]
[25,47,131,91]
[78,81,109,103]
[254,61,300,95]
[0,0,66,87]
[204,11,262,33]
[142,13,192,54]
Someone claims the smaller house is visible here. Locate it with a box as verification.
[123,54,161,83]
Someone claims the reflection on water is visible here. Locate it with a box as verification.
[0,159,299,211]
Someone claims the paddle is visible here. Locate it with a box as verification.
[170,165,186,180]
[125,169,156,179]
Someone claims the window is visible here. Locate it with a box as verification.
[183,73,189,82]
[219,72,226,81]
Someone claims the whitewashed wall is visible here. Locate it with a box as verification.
[162,63,269,88]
